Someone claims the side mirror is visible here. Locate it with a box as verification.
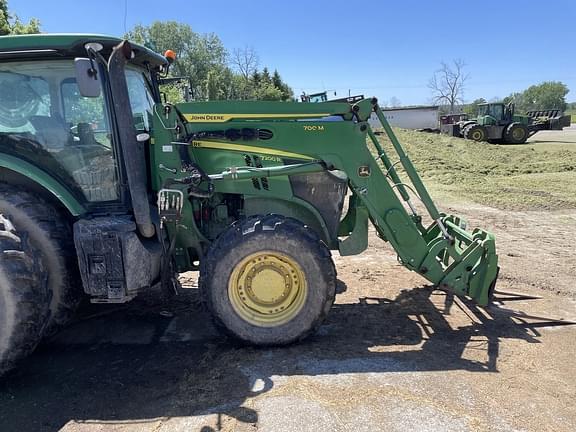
[74,58,101,98]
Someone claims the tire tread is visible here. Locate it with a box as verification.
[0,215,50,376]
[199,214,336,345]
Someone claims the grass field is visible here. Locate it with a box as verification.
[375,128,576,211]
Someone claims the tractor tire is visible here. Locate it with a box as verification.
[199,214,336,345]
[0,186,81,335]
[0,215,50,376]
[463,124,488,142]
[458,121,476,137]
[504,123,529,144]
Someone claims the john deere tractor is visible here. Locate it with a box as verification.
[0,34,499,375]
[443,102,571,144]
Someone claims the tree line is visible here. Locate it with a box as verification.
[126,22,293,102]
[1,1,293,102]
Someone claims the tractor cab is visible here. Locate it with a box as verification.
[0,35,166,213]
[476,102,529,127]
[300,91,328,103]
[476,102,514,125]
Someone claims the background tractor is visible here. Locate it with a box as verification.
[441,102,571,144]
[0,34,498,376]
[301,91,364,104]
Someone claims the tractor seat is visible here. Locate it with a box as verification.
[29,115,72,151]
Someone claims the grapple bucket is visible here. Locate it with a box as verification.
[424,215,499,305]
[526,109,572,130]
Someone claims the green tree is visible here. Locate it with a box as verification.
[261,67,271,85]
[521,82,568,111]
[126,21,294,102]
[0,0,40,35]
[253,81,283,101]
[205,67,237,101]
[272,70,293,101]
[504,82,569,112]
[126,21,227,101]
[0,0,9,35]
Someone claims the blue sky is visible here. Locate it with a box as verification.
[14,0,576,105]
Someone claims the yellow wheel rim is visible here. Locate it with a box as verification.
[228,251,307,327]
[512,127,525,140]
[472,130,483,140]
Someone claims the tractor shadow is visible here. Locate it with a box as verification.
[0,282,573,432]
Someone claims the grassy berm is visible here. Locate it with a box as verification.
[376,128,576,210]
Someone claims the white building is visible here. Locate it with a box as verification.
[369,105,439,130]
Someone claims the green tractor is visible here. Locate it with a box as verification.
[300,91,329,103]
[0,34,499,375]
[301,91,365,104]
[445,102,571,144]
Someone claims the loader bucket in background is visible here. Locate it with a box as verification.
[526,109,572,130]
[362,99,499,306]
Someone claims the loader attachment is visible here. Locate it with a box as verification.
[343,99,499,305]
[526,109,572,131]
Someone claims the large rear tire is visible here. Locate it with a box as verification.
[0,215,50,376]
[504,123,529,144]
[200,215,336,345]
[0,186,81,335]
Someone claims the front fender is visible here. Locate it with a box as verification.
[0,153,85,216]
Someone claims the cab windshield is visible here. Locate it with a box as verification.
[478,104,504,119]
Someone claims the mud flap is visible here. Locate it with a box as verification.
[73,217,162,302]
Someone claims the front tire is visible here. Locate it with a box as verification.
[200,215,336,345]
[463,124,488,142]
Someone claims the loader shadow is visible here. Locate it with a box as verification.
[0,283,573,432]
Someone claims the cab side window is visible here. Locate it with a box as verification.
[126,69,155,132]
[0,61,120,203]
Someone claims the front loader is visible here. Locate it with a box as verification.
[0,35,498,375]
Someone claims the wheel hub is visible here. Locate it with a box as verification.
[512,128,525,140]
[229,251,307,327]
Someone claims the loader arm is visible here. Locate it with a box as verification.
[336,98,499,305]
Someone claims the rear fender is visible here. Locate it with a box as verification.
[0,154,85,216]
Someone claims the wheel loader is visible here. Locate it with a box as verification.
[0,34,499,375]
[442,102,571,144]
